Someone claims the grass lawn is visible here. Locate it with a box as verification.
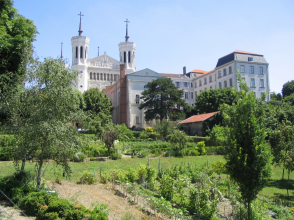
[1,155,294,203]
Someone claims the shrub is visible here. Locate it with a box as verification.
[137,150,149,158]
[197,141,206,155]
[137,165,147,183]
[145,127,153,132]
[211,161,226,175]
[78,171,95,185]
[159,174,174,201]
[72,152,86,162]
[126,168,137,183]
[189,136,216,146]
[110,152,122,160]
[88,203,109,220]
[100,172,110,184]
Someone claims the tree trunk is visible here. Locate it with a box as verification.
[20,156,26,173]
[36,160,43,188]
[247,201,250,220]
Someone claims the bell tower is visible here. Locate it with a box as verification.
[71,12,90,93]
[118,19,136,74]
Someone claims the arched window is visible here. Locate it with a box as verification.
[135,94,140,104]
[97,73,99,80]
[80,46,83,58]
[93,73,96,80]
[128,51,131,63]
[107,74,109,81]
[123,51,126,63]
[104,73,106,81]
[75,47,78,58]
[90,72,92,80]
[101,73,103,80]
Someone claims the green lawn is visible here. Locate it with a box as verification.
[1,155,294,203]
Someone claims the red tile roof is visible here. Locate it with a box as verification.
[180,111,219,124]
[190,69,207,74]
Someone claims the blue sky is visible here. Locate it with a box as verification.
[14,0,294,93]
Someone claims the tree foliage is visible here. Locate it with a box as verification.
[195,87,241,114]
[3,58,85,188]
[0,0,37,92]
[282,80,294,98]
[221,91,271,219]
[139,78,185,121]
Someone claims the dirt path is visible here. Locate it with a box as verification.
[48,181,151,220]
[0,200,36,220]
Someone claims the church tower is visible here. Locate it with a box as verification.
[71,12,90,93]
[118,19,136,74]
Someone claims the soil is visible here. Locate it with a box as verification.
[47,180,153,220]
[0,200,36,220]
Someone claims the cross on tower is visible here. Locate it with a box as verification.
[78,12,84,36]
[124,19,130,42]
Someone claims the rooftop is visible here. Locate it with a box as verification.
[180,111,219,124]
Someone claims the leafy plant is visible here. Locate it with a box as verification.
[78,171,95,185]
[159,174,174,201]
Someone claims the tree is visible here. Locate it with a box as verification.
[139,78,185,122]
[221,91,271,219]
[3,58,85,188]
[167,129,188,150]
[83,88,113,133]
[195,87,241,114]
[0,0,37,122]
[101,124,118,156]
[282,80,294,98]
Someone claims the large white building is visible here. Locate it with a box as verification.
[71,16,270,128]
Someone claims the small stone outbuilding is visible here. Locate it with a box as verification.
[180,112,219,136]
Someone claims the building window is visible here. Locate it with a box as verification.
[123,51,126,63]
[248,57,253,61]
[191,92,193,99]
[195,82,197,88]
[191,103,194,106]
[80,46,83,58]
[224,80,227,88]
[176,82,180,87]
[204,78,207,85]
[184,82,188,87]
[195,91,197,98]
[250,66,254,74]
[144,85,148,89]
[219,82,222,88]
[229,78,233,87]
[97,73,100,80]
[135,94,140,104]
[191,82,193,88]
[259,67,263,74]
[240,65,245,72]
[250,78,255,87]
[185,92,189,99]
[260,79,264,88]
[136,116,140,124]
[223,69,227,76]
[75,47,78,58]
[229,66,232,74]
[218,71,222,78]
[128,51,131,63]
[199,80,202,86]
[209,76,212,83]
[90,72,92,80]
[146,120,150,124]
[200,90,202,93]
[210,86,212,89]
[194,74,196,77]
[93,73,96,80]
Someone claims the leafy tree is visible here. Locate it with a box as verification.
[3,58,85,188]
[0,0,37,122]
[101,124,118,156]
[74,89,86,110]
[269,122,294,180]
[282,80,294,98]
[83,88,113,133]
[139,78,185,121]
[167,129,188,150]
[221,91,271,219]
[116,123,133,141]
[195,87,241,114]
[153,120,175,140]
[270,92,282,101]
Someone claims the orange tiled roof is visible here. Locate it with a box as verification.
[234,50,261,55]
[190,69,207,74]
[160,73,187,79]
[180,111,219,124]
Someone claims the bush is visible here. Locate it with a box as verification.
[211,161,226,175]
[137,150,149,158]
[145,127,153,132]
[88,203,109,220]
[72,152,86,162]
[189,136,216,146]
[78,171,96,185]
[159,174,174,201]
[197,141,206,155]
[126,168,137,183]
[110,152,122,160]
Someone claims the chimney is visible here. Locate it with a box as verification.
[183,66,186,75]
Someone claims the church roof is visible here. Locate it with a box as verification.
[160,73,188,79]
[180,112,219,124]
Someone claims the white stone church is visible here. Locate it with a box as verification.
[71,15,270,129]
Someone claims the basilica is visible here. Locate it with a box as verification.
[71,14,270,129]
